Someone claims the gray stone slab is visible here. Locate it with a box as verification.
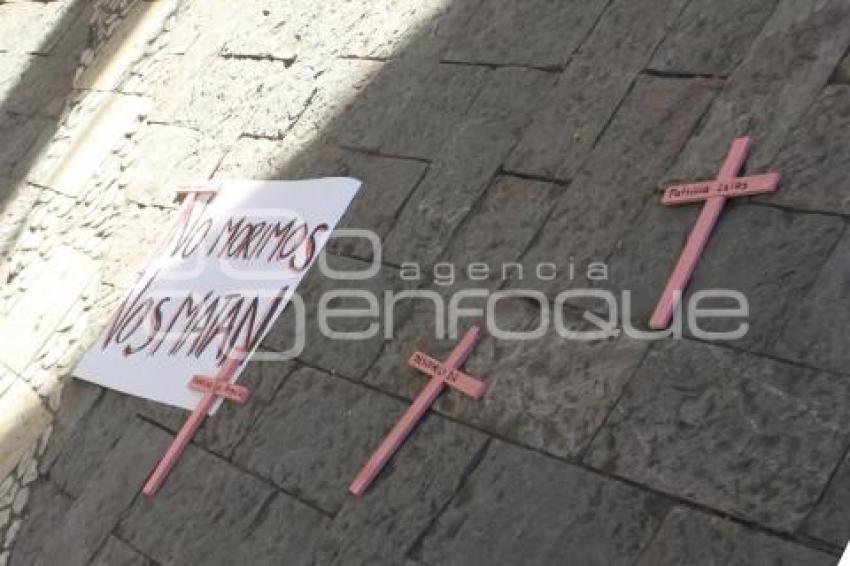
[32,419,172,566]
[329,0,484,151]
[120,123,225,208]
[344,0,480,60]
[0,179,41,266]
[366,297,648,459]
[262,254,408,379]
[604,202,844,350]
[773,229,850,375]
[380,63,489,160]
[2,2,89,118]
[418,440,667,566]
[172,58,316,138]
[444,0,608,68]
[90,536,153,566]
[235,365,480,515]
[650,0,779,76]
[506,0,689,180]
[8,481,73,566]
[585,339,850,532]
[637,506,835,566]
[118,445,325,566]
[670,0,850,181]
[49,390,182,498]
[383,67,554,266]
[515,76,719,298]
[835,50,850,83]
[329,52,438,153]
[436,174,561,290]
[309,409,487,564]
[136,359,299,459]
[803,448,850,547]
[38,378,102,475]
[760,85,850,214]
[0,113,51,180]
[0,0,83,55]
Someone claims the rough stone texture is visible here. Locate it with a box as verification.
[0,4,90,120]
[28,91,148,198]
[90,536,153,566]
[506,0,689,180]
[49,390,179,498]
[328,0,484,152]
[141,359,298,459]
[8,481,73,566]
[380,63,489,160]
[31,419,172,566]
[237,365,483,522]
[604,202,845,349]
[835,50,850,83]
[367,298,648,459]
[0,380,50,482]
[650,0,779,76]
[773,229,850,375]
[436,174,561,290]
[38,381,100,476]
[311,425,487,564]
[0,246,96,374]
[444,0,608,68]
[637,506,836,565]
[75,1,177,92]
[803,448,850,547]
[0,180,41,268]
[419,441,667,566]
[262,254,408,379]
[670,0,850,181]
[344,0,469,60]
[120,123,224,208]
[118,440,326,566]
[0,114,51,180]
[585,339,850,532]
[171,57,316,139]
[763,85,850,214]
[0,1,84,56]
[383,68,555,266]
[516,76,719,297]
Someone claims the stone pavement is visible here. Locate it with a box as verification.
[0,0,848,564]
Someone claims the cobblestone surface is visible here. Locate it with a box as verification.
[0,0,848,564]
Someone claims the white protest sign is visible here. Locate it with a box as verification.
[74,178,360,413]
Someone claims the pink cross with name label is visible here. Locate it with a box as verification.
[649,137,780,329]
[143,348,250,496]
[349,326,487,495]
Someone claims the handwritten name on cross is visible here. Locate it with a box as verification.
[143,348,250,496]
[649,137,780,329]
[349,326,487,495]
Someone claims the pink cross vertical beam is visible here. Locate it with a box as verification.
[649,137,780,329]
[349,326,487,496]
[143,348,250,496]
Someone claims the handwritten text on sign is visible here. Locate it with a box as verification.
[74,178,360,412]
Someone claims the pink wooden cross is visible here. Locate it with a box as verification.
[649,137,780,329]
[349,326,486,496]
[143,348,250,496]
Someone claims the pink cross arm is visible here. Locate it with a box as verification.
[142,348,248,497]
[349,326,482,496]
[189,375,250,403]
[662,172,780,205]
[408,351,487,398]
[650,137,778,329]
